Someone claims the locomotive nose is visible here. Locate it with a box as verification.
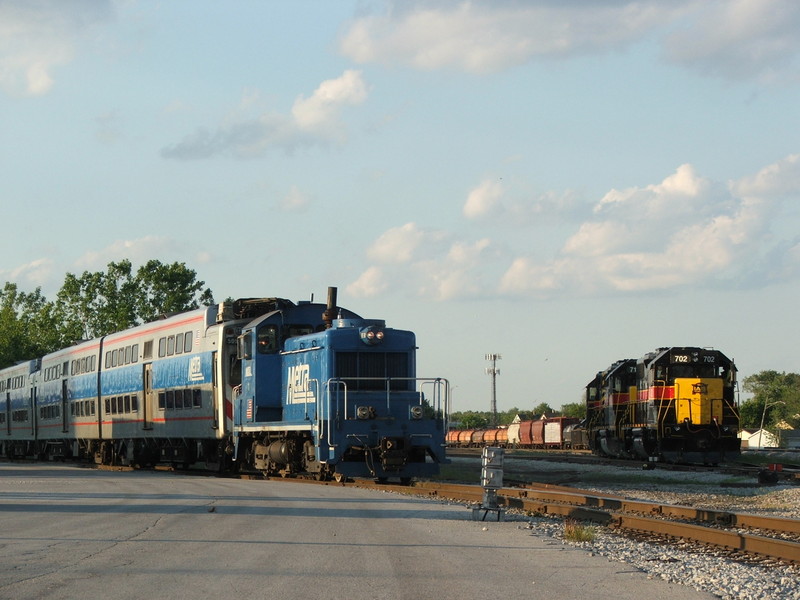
[695,430,713,450]
[380,437,408,470]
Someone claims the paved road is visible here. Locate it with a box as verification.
[0,463,713,600]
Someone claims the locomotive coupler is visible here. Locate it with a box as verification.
[379,437,408,471]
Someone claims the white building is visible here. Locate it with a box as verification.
[739,428,781,449]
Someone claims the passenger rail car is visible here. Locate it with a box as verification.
[585,347,740,464]
[0,287,449,482]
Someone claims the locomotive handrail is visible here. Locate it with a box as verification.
[321,379,347,446]
[321,377,449,427]
[653,379,671,436]
[306,377,319,425]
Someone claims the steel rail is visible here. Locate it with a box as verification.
[504,486,800,535]
[613,514,800,564]
[381,480,800,564]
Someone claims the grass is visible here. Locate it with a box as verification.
[562,519,596,543]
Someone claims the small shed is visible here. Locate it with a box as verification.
[739,428,781,449]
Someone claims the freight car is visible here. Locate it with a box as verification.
[448,417,578,450]
[563,420,589,450]
[0,287,449,482]
[585,347,740,464]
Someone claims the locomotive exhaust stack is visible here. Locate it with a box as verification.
[322,286,337,329]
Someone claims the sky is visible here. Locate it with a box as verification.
[2,0,800,414]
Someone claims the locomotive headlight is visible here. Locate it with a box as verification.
[410,405,423,420]
[360,327,385,345]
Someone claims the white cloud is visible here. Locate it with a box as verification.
[0,1,113,96]
[74,236,177,270]
[278,186,312,212]
[351,156,800,302]
[500,159,790,297]
[346,266,389,298]
[367,222,436,264]
[162,71,369,160]
[291,69,368,131]
[463,179,504,220]
[5,258,55,288]
[732,154,800,199]
[566,164,722,257]
[339,1,800,82]
[663,0,800,83]
[417,238,492,300]
[351,226,493,300]
[339,1,675,73]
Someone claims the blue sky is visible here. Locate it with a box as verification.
[2,0,800,413]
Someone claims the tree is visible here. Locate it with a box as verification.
[56,260,214,339]
[451,411,490,429]
[56,260,139,339]
[0,283,62,368]
[560,402,586,419]
[741,371,800,431]
[135,260,214,323]
[0,259,215,367]
[532,402,555,418]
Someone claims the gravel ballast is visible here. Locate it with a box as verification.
[497,457,800,600]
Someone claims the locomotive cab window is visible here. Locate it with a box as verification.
[286,324,313,338]
[257,325,278,354]
[237,332,253,360]
[229,356,242,387]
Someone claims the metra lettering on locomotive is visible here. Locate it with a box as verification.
[0,287,449,482]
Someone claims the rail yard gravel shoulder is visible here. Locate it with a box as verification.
[470,457,800,600]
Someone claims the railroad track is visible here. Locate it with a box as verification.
[357,479,800,565]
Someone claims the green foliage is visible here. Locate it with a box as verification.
[560,402,586,419]
[741,370,800,431]
[56,259,214,339]
[562,519,596,543]
[532,402,555,418]
[56,260,139,339]
[0,283,63,367]
[134,260,215,323]
[454,411,490,429]
[0,259,214,369]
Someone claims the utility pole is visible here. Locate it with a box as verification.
[485,353,501,426]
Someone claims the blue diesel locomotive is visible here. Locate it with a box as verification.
[0,287,449,482]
